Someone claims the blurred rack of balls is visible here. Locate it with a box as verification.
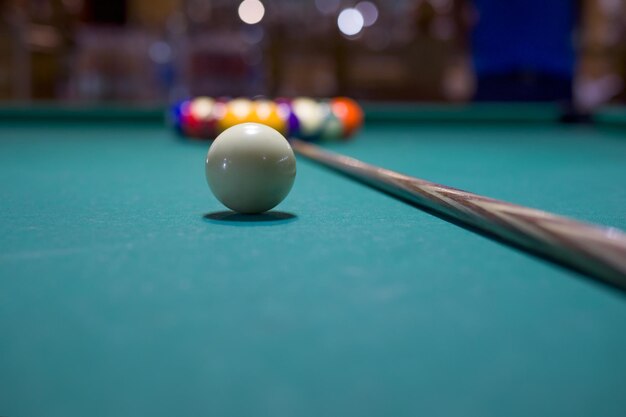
[168,97,364,142]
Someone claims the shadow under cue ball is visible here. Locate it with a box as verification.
[205,123,297,214]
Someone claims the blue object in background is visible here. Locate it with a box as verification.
[471,0,577,101]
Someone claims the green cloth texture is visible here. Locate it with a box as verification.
[1,108,626,417]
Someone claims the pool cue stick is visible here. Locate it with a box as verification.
[290,139,626,290]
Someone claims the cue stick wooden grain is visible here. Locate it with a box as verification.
[290,139,626,290]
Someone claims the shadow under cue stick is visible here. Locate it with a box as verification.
[290,139,626,290]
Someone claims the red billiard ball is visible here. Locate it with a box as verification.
[179,100,203,138]
[189,97,224,140]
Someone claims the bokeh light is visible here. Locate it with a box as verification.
[315,0,340,15]
[241,25,265,44]
[148,41,172,64]
[355,2,379,27]
[238,0,265,25]
[337,8,365,36]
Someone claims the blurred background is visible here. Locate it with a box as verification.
[0,0,624,108]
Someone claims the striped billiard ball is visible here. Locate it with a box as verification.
[317,100,344,141]
[291,97,326,141]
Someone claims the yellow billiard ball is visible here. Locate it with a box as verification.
[250,100,288,135]
[216,98,254,134]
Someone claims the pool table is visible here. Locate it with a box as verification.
[1,104,626,417]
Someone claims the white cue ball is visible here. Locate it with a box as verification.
[205,123,296,214]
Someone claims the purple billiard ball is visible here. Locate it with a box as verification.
[276,98,301,139]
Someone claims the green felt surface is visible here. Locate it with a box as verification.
[1,111,626,417]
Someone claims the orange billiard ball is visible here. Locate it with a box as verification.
[330,97,364,139]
